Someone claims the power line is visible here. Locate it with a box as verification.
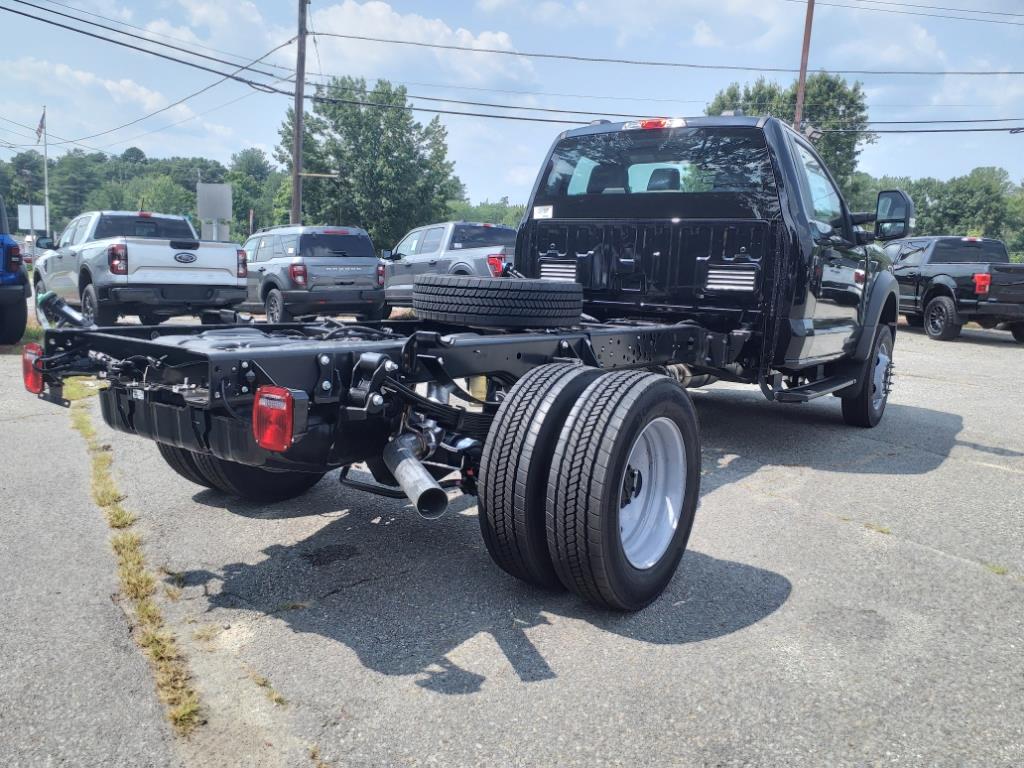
[780,0,1024,26]
[8,0,292,82]
[311,31,1024,76]
[850,0,1024,17]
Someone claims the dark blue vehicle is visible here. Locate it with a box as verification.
[0,195,31,344]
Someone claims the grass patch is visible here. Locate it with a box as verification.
[64,376,107,402]
[251,672,287,707]
[192,624,222,643]
[984,562,1009,576]
[308,745,330,768]
[864,522,891,535]
[70,404,203,735]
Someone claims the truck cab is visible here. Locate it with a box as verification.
[516,116,908,376]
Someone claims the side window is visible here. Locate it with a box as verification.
[883,243,902,261]
[418,227,445,255]
[795,142,843,225]
[58,218,81,248]
[281,235,299,256]
[243,237,259,263]
[272,236,286,259]
[72,216,92,245]
[255,236,273,262]
[394,231,421,257]
[898,243,926,267]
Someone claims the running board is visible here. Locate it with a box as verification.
[773,376,856,403]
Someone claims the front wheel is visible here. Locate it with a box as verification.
[546,371,701,611]
[841,325,893,428]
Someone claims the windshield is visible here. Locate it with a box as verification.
[450,224,517,249]
[533,126,781,220]
[299,232,375,259]
[931,239,1009,264]
[94,215,195,240]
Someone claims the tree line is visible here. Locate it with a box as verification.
[1,73,1020,257]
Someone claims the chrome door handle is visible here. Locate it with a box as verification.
[429,260,438,265]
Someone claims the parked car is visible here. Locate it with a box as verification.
[382,221,516,309]
[886,236,1024,341]
[0,195,30,344]
[33,211,246,325]
[240,225,385,322]
[29,115,914,610]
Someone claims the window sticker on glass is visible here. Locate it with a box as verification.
[534,205,553,219]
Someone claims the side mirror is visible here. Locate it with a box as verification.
[36,236,54,250]
[874,190,915,242]
[380,249,394,260]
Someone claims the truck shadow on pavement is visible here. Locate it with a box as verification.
[181,488,791,695]
[179,386,1016,695]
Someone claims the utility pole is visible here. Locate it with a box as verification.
[290,0,309,225]
[793,0,815,133]
[41,106,51,237]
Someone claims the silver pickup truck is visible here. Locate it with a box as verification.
[382,221,517,309]
[33,211,246,325]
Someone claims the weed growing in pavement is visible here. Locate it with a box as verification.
[308,744,330,768]
[984,562,1009,576]
[251,671,288,707]
[70,400,203,735]
[863,522,892,535]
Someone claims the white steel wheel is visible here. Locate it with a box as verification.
[618,417,686,570]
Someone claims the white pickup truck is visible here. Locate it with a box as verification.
[33,211,246,325]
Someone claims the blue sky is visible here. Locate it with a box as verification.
[2,0,1023,203]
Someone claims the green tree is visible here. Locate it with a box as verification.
[447,196,525,227]
[122,175,195,216]
[276,77,463,247]
[706,73,875,190]
[226,148,283,236]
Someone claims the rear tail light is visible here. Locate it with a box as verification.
[252,386,294,453]
[622,117,686,130]
[107,243,128,275]
[289,263,307,286]
[376,263,385,287]
[486,254,505,277]
[973,272,991,295]
[236,249,248,278]
[22,343,44,394]
[5,243,22,271]
[854,268,866,285]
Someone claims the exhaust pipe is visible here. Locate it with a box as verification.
[383,432,449,519]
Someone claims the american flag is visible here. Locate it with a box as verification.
[35,109,46,144]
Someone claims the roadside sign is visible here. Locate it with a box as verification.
[17,204,46,232]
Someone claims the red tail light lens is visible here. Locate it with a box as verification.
[486,254,505,277]
[854,268,866,285]
[252,386,294,453]
[23,342,44,394]
[973,273,991,295]
[376,263,385,287]
[289,263,307,286]
[6,243,22,270]
[107,243,128,275]
[236,248,248,278]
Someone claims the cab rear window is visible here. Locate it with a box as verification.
[94,215,195,240]
[931,239,1009,264]
[299,232,374,258]
[534,126,781,220]
[451,225,517,249]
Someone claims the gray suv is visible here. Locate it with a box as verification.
[241,225,385,322]
[382,221,517,308]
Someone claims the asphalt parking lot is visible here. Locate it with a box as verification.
[2,322,1023,767]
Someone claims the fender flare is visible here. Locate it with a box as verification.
[853,271,899,361]
[921,275,958,310]
[447,262,474,275]
[259,277,284,302]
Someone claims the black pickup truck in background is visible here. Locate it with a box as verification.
[887,236,1024,342]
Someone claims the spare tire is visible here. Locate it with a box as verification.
[412,274,582,328]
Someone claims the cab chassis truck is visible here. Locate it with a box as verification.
[24,117,914,610]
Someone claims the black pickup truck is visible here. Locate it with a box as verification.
[887,236,1024,342]
[25,116,913,610]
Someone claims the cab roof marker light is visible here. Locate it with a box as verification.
[622,118,687,131]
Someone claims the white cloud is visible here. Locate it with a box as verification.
[691,20,721,48]
[477,0,515,9]
[307,1,534,86]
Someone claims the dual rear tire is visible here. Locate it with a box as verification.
[479,364,700,611]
